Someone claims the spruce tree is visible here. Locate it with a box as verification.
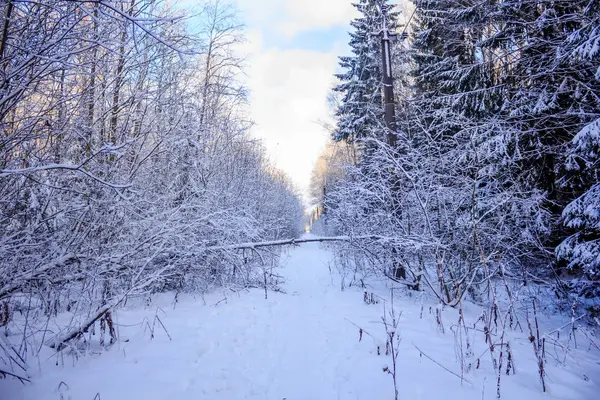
[556,3,600,297]
[557,120,600,297]
[333,0,399,143]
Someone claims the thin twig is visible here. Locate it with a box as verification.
[0,368,31,383]
[413,343,472,384]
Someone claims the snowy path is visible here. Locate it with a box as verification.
[4,238,600,400]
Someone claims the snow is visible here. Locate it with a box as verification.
[3,236,600,400]
[572,119,600,162]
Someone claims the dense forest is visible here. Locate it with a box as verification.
[313,0,599,311]
[1,0,599,397]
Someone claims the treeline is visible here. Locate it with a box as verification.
[0,0,303,372]
[314,0,599,306]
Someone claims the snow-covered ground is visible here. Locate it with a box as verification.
[3,237,600,400]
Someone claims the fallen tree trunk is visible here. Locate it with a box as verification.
[2,236,438,303]
[205,235,440,251]
[210,236,354,250]
[0,368,30,384]
[47,303,113,350]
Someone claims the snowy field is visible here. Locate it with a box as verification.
[3,239,600,400]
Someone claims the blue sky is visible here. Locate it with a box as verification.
[264,26,350,54]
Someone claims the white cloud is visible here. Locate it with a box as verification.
[244,33,338,197]
[236,0,358,37]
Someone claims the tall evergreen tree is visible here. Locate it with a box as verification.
[556,3,600,297]
[333,0,399,143]
[557,120,600,297]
